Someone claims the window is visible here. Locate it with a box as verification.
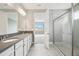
[35,22,44,29]
[34,22,44,34]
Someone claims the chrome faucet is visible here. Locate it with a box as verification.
[3,34,8,41]
[0,36,3,41]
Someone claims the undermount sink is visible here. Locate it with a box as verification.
[2,39,18,43]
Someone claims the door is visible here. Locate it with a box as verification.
[44,19,49,49]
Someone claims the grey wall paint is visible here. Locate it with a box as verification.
[49,9,54,44]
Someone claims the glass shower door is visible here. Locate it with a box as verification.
[54,10,72,56]
[73,3,79,56]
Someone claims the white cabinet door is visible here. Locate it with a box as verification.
[27,34,32,52]
[15,40,23,56]
[24,37,28,56]
[24,43,28,56]
[15,46,23,56]
[0,45,14,56]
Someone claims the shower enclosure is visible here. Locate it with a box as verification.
[53,3,79,56]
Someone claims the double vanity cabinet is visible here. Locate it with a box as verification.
[0,33,33,56]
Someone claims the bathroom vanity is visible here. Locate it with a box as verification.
[0,33,33,56]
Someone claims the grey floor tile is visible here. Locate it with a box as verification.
[27,44,64,56]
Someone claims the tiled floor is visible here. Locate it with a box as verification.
[34,34,45,44]
[27,44,64,56]
[55,42,72,56]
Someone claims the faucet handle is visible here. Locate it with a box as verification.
[6,34,8,37]
[3,36,6,40]
[1,36,4,41]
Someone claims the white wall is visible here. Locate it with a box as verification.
[33,12,49,21]
[18,11,34,31]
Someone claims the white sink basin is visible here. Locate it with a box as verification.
[2,39,18,43]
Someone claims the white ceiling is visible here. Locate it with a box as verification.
[0,3,13,9]
[0,3,72,12]
[22,3,71,10]
[0,4,18,21]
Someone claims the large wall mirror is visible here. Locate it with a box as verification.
[0,3,18,35]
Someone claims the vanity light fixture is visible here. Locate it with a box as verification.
[17,7,26,16]
[7,3,13,6]
[7,3,26,16]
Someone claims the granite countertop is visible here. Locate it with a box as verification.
[0,33,31,53]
